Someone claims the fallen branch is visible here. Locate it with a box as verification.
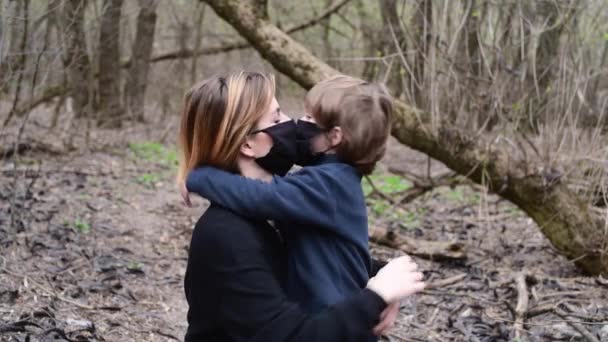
[555,307,601,342]
[369,226,467,261]
[513,272,529,339]
[3,86,65,127]
[0,140,64,159]
[0,262,96,311]
[426,273,467,289]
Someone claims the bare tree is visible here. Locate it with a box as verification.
[0,0,25,94]
[97,0,124,128]
[58,0,92,119]
[410,0,432,108]
[125,0,158,122]
[2,0,29,127]
[189,3,206,85]
[378,0,406,98]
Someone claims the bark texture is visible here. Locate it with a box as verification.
[126,0,158,122]
[59,0,91,118]
[98,0,124,127]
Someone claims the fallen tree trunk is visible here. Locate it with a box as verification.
[200,0,607,276]
[369,226,467,261]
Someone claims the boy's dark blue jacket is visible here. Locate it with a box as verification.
[186,155,371,313]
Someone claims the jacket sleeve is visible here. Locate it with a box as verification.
[369,258,387,278]
[186,166,338,231]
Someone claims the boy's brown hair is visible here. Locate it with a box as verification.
[304,75,393,175]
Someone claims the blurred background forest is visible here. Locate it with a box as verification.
[1,0,608,341]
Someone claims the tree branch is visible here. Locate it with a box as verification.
[139,0,352,65]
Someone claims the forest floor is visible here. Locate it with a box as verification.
[1,111,608,342]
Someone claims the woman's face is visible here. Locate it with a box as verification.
[249,97,290,158]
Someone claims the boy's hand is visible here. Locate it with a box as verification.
[366,255,425,303]
[181,183,192,207]
[373,301,399,336]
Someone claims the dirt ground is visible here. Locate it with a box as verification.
[1,111,608,341]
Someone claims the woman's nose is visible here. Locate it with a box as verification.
[279,112,292,123]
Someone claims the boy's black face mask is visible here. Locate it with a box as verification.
[296,120,324,166]
[250,120,298,176]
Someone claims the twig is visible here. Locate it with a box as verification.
[364,175,395,204]
[555,307,601,342]
[369,226,467,261]
[427,273,467,289]
[484,309,608,326]
[0,263,95,310]
[513,272,529,339]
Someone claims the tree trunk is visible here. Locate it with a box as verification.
[534,0,562,93]
[97,0,124,128]
[356,0,377,81]
[200,0,608,276]
[0,0,24,93]
[378,0,405,98]
[410,0,432,108]
[189,3,205,85]
[1,0,29,127]
[524,0,576,128]
[321,0,333,65]
[59,0,92,118]
[125,0,157,122]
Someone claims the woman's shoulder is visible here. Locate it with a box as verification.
[198,203,249,223]
[191,204,276,262]
[195,204,255,233]
[193,204,263,246]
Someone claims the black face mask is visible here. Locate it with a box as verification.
[296,120,325,166]
[250,120,298,176]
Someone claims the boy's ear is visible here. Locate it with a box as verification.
[328,126,343,146]
[240,137,256,158]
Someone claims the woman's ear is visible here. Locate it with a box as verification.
[240,137,257,158]
[328,126,343,146]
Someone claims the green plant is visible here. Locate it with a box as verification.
[129,142,178,168]
[127,261,143,272]
[370,198,391,216]
[362,173,412,196]
[445,187,465,202]
[400,210,421,229]
[137,173,161,187]
[64,219,90,234]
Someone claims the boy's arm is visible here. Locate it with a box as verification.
[186,166,336,230]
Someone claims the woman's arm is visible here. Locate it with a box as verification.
[218,253,424,342]
[370,258,387,278]
[186,166,337,229]
[212,228,385,341]
[203,217,423,341]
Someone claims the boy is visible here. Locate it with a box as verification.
[185,75,393,313]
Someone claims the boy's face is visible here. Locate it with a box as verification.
[300,113,316,123]
[300,112,342,154]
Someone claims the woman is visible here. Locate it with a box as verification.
[178,71,424,342]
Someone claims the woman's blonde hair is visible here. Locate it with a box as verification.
[177,71,275,184]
